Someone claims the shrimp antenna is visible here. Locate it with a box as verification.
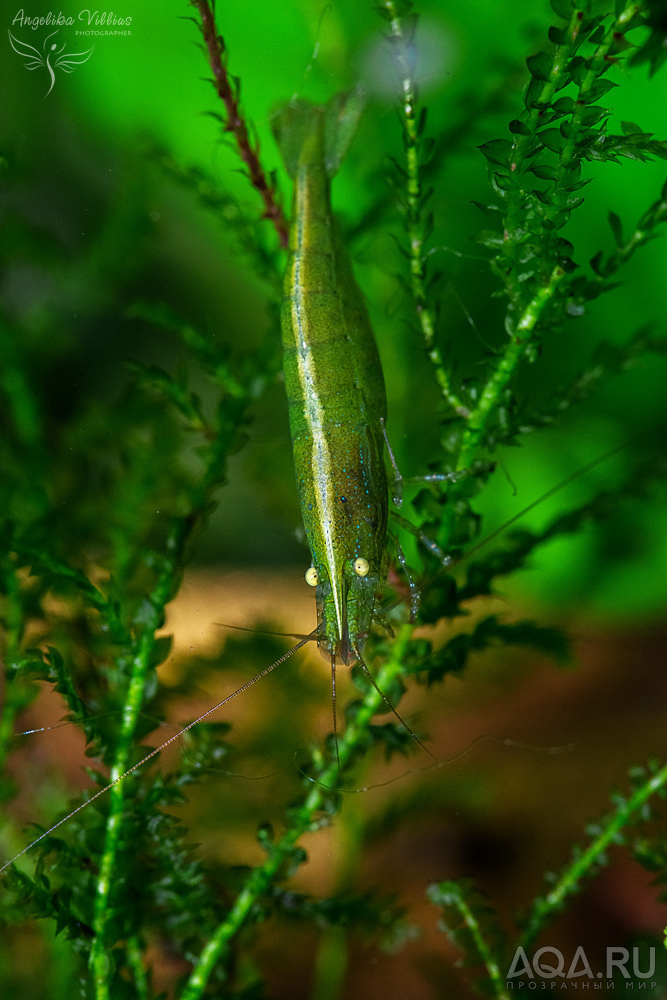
[385,422,666,615]
[0,631,316,876]
[215,621,314,641]
[330,651,340,770]
[351,641,437,762]
[289,4,332,104]
[301,734,576,793]
[463,426,659,563]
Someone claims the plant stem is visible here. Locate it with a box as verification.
[380,0,468,418]
[191,0,289,248]
[0,559,25,783]
[595,180,667,281]
[178,624,416,1000]
[452,892,510,1000]
[521,760,667,949]
[541,2,642,245]
[456,263,566,472]
[126,935,149,1000]
[90,519,190,1000]
[89,397,246,999]
[311,926,348,1000]
[502,6,583,292]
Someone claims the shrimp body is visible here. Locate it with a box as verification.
[275,99,388,665]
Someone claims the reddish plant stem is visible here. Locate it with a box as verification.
[192,0,289,248]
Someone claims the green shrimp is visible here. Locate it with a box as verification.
[272,94,389,669]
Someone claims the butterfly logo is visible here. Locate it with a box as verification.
[8,30,94,97]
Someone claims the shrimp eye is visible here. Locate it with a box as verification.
[353,557,369,577]
[305,566,319,587]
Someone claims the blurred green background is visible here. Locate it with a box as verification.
[2,0,667,622]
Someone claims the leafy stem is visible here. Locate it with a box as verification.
[540,2,642,245]
[502,5,584,285]
[178,624,417,999]
[446,0,661,525]
[379,0,469,418]
[456,262,566,470]
[190,0,289,248]
[428,880,510,1000]
[126,936,149,1000]
[430,761,667,997]
[89,518,200,1000]
[0,557,30,791]
[89,385,250,998]
[521,759,667,949]
[14,557,129,654]
[590,177,667,284]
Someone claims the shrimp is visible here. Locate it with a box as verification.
[273,93,390,669]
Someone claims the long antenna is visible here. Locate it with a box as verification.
[330,652,340,769]
[352,640,437,762]
[1,633,314,875]
[380,423,663,623]
[463,429,652,564]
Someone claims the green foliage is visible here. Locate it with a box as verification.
[428,763,667,998]
[1,1,667,998]
[428,879,508,998]
[520,759,667,950]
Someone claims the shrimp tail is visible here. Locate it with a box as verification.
[271,89,366,180]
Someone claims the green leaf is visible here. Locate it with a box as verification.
[428,879,508,993]
[478,139,512,166]
[580,105,608,127]
[527,163,557,180]
[550,0,574,21]
[567,55,587,85]
[551,95,575,114]
[628,3,667,76]
[526,51,552,81]
[471,201,503,217]
[149,634,173,669]
[589,249,604,275]
[538,127,566,152]
[608,211,624,247]
[589,78,617,99]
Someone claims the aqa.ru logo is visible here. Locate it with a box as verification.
[506,945,657,986]
[8,28,93,97]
